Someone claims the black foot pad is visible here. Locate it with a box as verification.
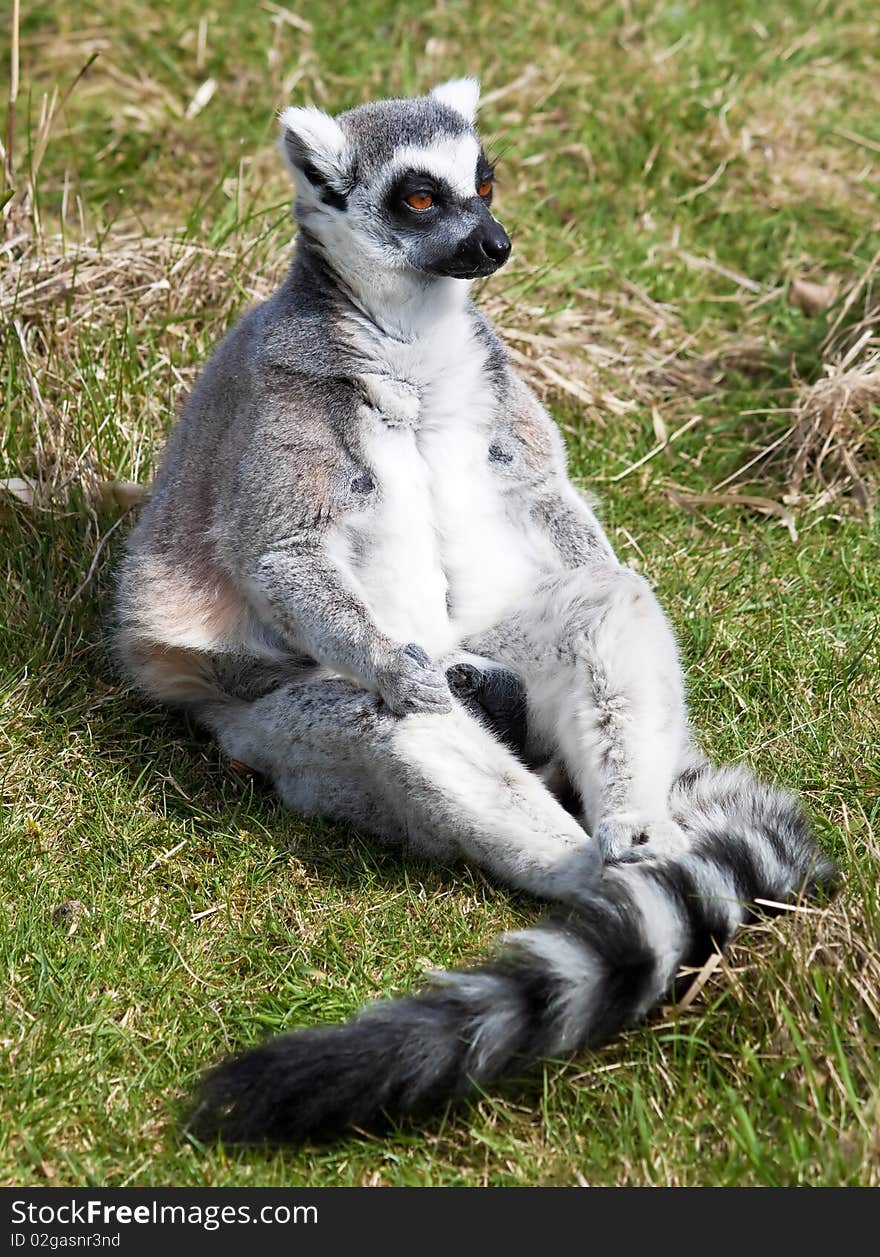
[445,663,529,758]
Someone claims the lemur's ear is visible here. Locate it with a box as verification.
[278,106,352,199]
[430,78,481,125]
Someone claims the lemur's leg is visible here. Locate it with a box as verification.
[197,676,600,902]
[468,563,690,862]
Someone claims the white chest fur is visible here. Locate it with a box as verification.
[327,308,556,657]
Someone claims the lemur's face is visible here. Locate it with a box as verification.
[370,130,509,279]
[279,80,512,284]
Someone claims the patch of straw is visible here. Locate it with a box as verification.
[786,348,880,513]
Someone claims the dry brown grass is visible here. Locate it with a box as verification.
[2,209,698,505]
[1,226,278,505]
[782,252,880,512]
[787,352,880,512]
[12,201,876,520]
[652,253,880,515]
[6,206,876,519]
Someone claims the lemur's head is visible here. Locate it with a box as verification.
[279,80,511,284]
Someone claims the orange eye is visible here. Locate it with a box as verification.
[477,178,493,197]
[406,191,433,210]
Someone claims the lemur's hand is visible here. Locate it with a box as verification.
[376,643,453,716]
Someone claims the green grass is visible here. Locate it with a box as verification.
[2,0,879,1186]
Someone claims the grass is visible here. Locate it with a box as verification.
[2,0,879,1186]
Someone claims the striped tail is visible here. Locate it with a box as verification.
[188,759,836,1145]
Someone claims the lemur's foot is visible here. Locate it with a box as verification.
[445,661,528,755]
[596,814,689,864]
[377,643,453,716]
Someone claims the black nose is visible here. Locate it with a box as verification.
[435,221,513,278]
[480,224,511,264]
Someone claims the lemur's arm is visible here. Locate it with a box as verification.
[507,372,620,569]
[251,543,451,715]
[528,482,618,569]
[220,393,450,716]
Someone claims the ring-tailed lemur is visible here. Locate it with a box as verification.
[113,79,834,1143]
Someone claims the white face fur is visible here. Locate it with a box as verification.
[277,80,511,297]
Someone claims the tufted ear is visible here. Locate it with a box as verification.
[278,105,352,200]
[430,77,480,125]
